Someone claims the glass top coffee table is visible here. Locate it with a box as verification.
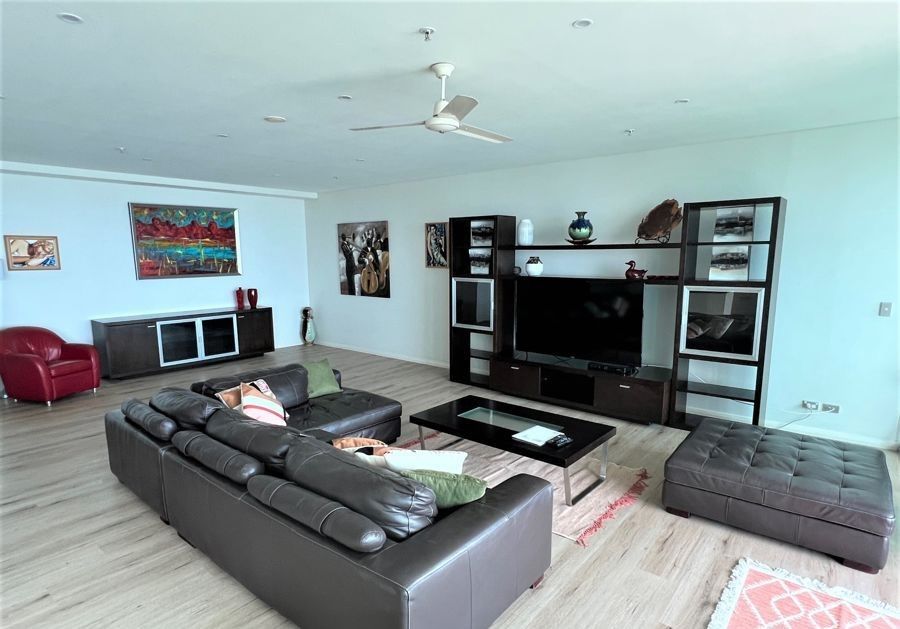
[409,395,616,506]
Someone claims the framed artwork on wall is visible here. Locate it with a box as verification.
[425,222,448,268]
[337,220,390,298]
[4,235,61,270]
[128,203,241,279]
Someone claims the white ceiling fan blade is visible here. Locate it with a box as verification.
[453,124,512,144]
[440,95,478,121]
[350,121,425,131]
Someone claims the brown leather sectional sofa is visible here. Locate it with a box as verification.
[105,364,553,628]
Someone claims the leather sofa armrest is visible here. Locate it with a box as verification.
[60,343,101,387]
[363,474,552,586]
[0,352,53,400]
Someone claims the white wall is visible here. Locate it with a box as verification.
[306,119,899,447]
[1,167,311,349]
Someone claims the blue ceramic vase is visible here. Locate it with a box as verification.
[568,211,593,241]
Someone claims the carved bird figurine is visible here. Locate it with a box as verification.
[625,260,647,279]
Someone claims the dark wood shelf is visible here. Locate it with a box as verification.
[679,381,756,402]
[692,240,771,246]
[500,275,678,285]
[677,353,758,367]
[683,280,766,288]
[469,373,490,387]
[469,349,494,360]
[499,242,681,251]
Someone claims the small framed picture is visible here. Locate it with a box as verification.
[469,248,492,275]
[470,219,494,247]
[425,222,448,268]
[709,245,750,281]
[713,206,755,242]
[4,235,61,270]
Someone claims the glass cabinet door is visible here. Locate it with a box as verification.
[158,320,200,365]
[201,315,238,358]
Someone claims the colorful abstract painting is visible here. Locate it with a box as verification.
[129,203,241,279]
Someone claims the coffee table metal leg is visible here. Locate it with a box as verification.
[418,426,426,449]
[563,441,610,507]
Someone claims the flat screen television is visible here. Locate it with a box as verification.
[515,278,643,366]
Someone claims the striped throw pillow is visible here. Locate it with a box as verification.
[239,382,287,426]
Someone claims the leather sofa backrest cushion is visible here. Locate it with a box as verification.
[121,398,178,441]
[284,437,437,540]
[173,431,264,485]
[190,364,311,410]
[205,408,304,473]
[247,475,386,553]
[149,388,224,429]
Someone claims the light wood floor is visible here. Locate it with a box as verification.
[1,345,897,628]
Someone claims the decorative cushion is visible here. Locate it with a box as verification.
[215,384,242,409]
[332,437,386,450]
[239,382,287,426]
[149,387,224,429]
[384,449,468,475]
[400,470,487,509]
[192,364,311,409]
[304,359,341,399]
[284,436,437,540]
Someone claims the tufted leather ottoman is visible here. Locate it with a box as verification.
[663,418,895,572]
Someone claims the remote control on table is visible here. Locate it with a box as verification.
[547,434,573,448]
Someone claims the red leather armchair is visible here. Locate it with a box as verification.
[0,327,101,406]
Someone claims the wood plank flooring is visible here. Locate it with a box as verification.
[1,345,897,628]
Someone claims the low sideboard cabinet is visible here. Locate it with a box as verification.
[91,307,275,379]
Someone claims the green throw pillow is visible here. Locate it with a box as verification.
[303,359,341,399]
[401,470,487,509]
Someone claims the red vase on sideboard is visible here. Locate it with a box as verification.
[235,287,245,310]
[247,288,258,309]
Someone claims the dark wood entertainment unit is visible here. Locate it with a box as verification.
[490,356,670,424]
[92,307,274,379]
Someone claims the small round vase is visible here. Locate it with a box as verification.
[517,219,534,246]
[247,288,259,309]
[568,211,593,242]
[235,287,245,310]
[525,256,544,277]
[301,307,317,345]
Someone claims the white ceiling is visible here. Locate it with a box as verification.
[2,1,897,193]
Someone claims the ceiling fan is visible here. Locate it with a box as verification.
[350,62,512,144]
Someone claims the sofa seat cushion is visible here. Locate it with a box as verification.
[47,359,90,377]
[192,364,311,409]
[301,389,402,436]
[665,419,895,536]
[285,437,436,540]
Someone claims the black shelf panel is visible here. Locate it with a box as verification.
[469,349,494,360]
[499,242,681,251]
[500,275,678,285]
[692,240,771,246]
[683,280,767,288]
[469,373,490,387]
[677,353,758,367]
[679,381,756,402]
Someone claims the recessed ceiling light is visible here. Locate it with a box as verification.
[355,158,365,162]
[57,12,84,24]
[141,157,153,162]
[624,129,636,136]
[337,95,353,101]
[216,133,230,138]
[674,98,691,104]
[571,18,593,29]
[332,176,340,180]
[263,115,287,123]
[115,146,127,153]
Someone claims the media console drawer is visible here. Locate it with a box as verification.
[595,376,667,423]
[489,359,540,396]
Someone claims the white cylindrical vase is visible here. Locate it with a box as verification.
[517,219,534,246]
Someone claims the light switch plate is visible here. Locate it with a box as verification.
[879,302,892,317]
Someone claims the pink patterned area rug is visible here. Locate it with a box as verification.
[397,430,649,546]
[709,558,900,628]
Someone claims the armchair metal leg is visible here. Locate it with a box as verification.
[92,388,97,394]
[46,401,52,407]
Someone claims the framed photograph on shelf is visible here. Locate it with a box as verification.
[713,206,755,242]
[425,222,448,269]
[709,245,750,281]
[4,235,61,270]
[129,203,240,279]
[470,219,494,247]
[468,248,492,275]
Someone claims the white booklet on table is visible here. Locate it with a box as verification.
[512,425,563,446]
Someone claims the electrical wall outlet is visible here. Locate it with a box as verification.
[802,400,819,410]
[822,404,840,413]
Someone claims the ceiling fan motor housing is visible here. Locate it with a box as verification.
[425,115,460,133]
